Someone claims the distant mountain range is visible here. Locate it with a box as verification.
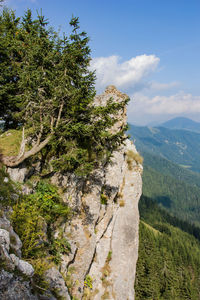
[160,117,200,133]
[129,124,200,173]
[128,122,200,226]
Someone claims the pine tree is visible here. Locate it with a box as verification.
[0,9,129,175]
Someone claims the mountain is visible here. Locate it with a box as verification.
[128,124,200,173]
[128,124,200,226]
[160,117,200,133]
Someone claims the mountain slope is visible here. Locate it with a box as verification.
[161,117,200,133]
[129,124,200,173]
[143,165,200,227]
[142,151,200,188]
[135,195,200,300]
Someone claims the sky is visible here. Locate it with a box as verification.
[2,0,200,125]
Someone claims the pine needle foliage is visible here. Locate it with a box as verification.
[0,9,129,174]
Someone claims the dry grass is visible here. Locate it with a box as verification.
[0,130,22,156]
[119,199,125,207]
[126,150,143,170]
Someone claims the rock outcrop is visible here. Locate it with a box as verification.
[51,86,143,299]
[0,213,70,300]
[1,86,142,299]
[0,214,36,300]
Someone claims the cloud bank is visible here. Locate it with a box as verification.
[128,92,200,125]
[132,92,200,114]
[90,55,160,90]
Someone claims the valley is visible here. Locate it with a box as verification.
[130,118,200,299]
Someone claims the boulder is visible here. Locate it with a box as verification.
[45,267,70,300]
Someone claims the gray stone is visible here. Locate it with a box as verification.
[45,267,70,300]
[7,165,28,183]
[0,216,22,257]
[10,253,20,266]
[18,259,34,277]
[0,229,10,252]
[0,270,38,300]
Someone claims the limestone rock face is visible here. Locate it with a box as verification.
[52,86,142,300]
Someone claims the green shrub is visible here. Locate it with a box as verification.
[11,180,71,259]
[50,237,71,264]
[0,167,16,205]
[100,193,108,205]
[106,251,112,262]
[31,258,53,291]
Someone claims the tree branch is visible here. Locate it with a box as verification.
[55,101,64,128]
[2,134,52,167]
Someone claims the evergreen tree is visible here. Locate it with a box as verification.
[0,9,129,174]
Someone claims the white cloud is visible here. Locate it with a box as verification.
[133,92,200,115]
[90,54,160,90]
[128,91,200,124]
[91,54,200,125]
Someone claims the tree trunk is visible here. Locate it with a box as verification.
[1,135,52,167]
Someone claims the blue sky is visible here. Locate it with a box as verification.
[3,0,200,125]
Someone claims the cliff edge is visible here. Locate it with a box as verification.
[50,86,143,299]
[0,86,142,300]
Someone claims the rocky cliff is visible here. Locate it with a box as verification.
[0,86,142,300]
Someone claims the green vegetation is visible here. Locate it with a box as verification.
[0,8,129,173]
[0,166,15,204]
[135,195,200,299]
[130,124,200,298]
[11,180,71,259]
[0,130,22,156]
[143,165,200,227]
[100,193,108,205]
[0,172,71,290]
[84,275,93,289]
[142,151,200,188]
[106,251,112,262]
[129,125,200,226]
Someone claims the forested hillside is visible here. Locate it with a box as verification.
[131,122,200,299]
[143,165,200,227]
[129,123,200,227]
[129,124,200,172]
[142,151,200,188]
[135,195,200,300]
